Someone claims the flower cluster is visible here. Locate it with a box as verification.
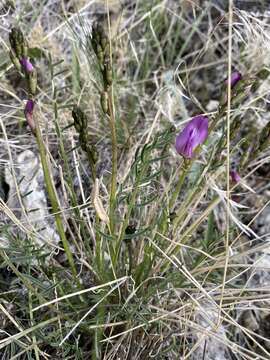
[9,28,37,133]
[9,28,35,76]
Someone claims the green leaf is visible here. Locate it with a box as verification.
[28,47,45,59]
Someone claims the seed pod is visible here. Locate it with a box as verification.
[9,50,21,71]
[96,44,104,66]
[28,69,37,95]
[100,91,108,114]
[105,63,113,85]
[100,31,108,49]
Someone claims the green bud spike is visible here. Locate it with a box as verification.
[251,80,260,93]
[91,23,110,68]
[72,106,97,179]
[258,120,270,152]
[257,67,270,80]
[230,116,241,139]
[72,105,87,132]
[9,27,25,58]
[251,68,270,92]
[240,134,256,168]
[9,50,21,71]
[239,149,250,169]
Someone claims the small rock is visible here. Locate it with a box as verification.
[4,150,59,248]
[191,301,229,360]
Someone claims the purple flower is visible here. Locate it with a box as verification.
[230,170,241,183]
[175,115,209,159]
[24,99,35,132]
[228,71,242,88]
[20,57,34,73]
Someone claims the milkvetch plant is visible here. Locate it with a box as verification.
[8,27,77,281]
[2,7,270,360]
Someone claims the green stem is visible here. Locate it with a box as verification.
[156,161,190,235]
[107,86,117,233]
[93,302,105,360]
[112,162,147,269]
[53,103,93,258]
[34,119,77,280]
[169,161,190,210]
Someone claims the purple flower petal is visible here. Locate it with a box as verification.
[228,71,242,88]
[175,115,209,159]
[20,57,34,73]
[230,170,241,183]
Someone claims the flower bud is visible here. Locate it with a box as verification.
[24,99,35,133]
[175,115,209,159]
[20,57,34,73]
[100,91,108,113]
[228,71,242,88]
[230,170,241,183]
